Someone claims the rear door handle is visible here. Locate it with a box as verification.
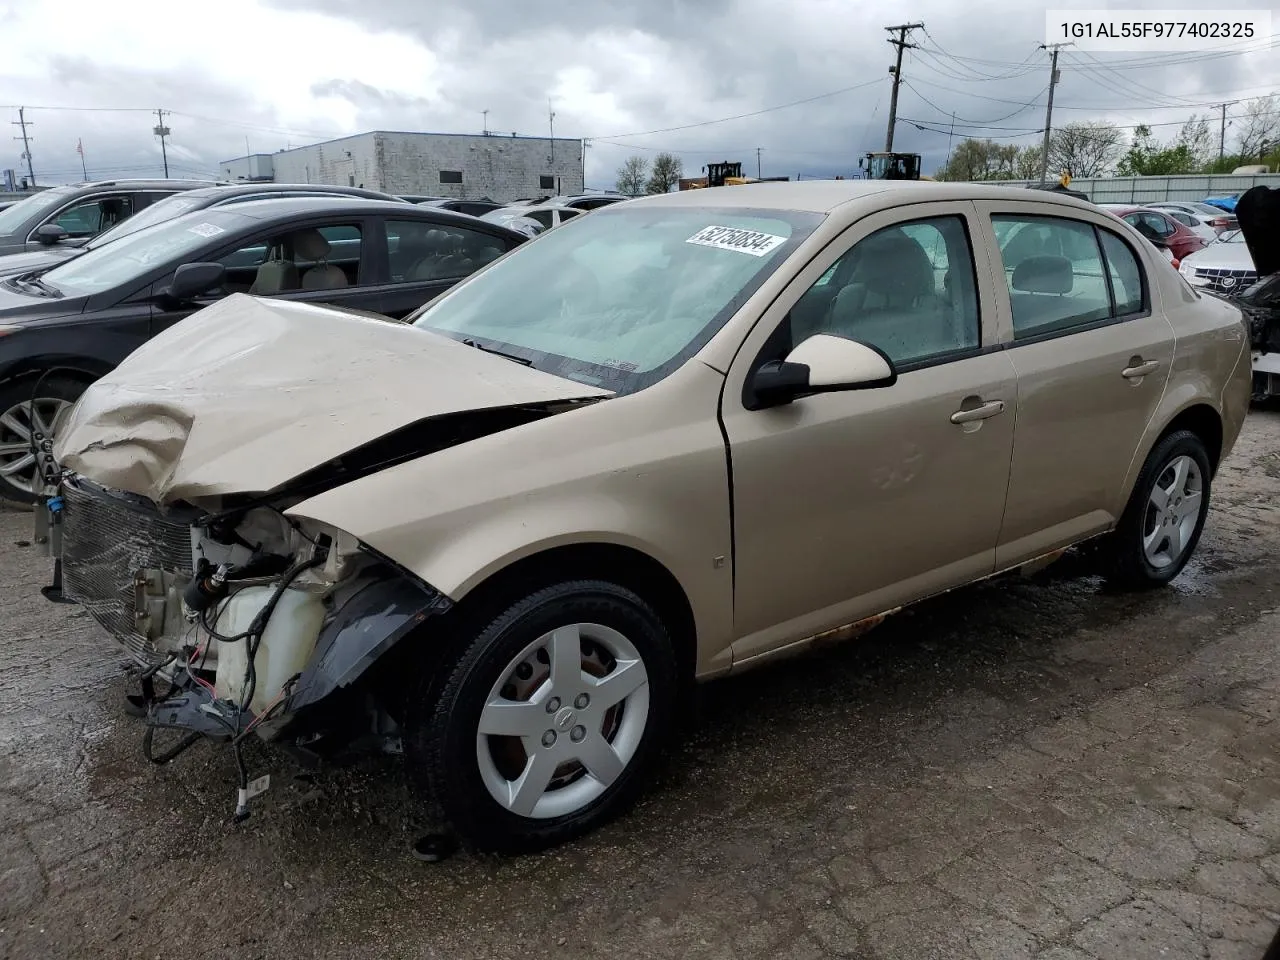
[950,400,1005,424]
[1122,359,1161,378]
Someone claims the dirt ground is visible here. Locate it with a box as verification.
[4,413,1280,960]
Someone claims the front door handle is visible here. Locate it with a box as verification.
[950,400,1005,424]
[1122,359,1161,379]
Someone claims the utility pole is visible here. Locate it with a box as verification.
[1037,43,1071,184]
[756,147,762,179]
[884,22,923,152]
[483,109,489,135]
[12,107,35,188]
[945,112,956,169]
[548,99,556,193]
[1216,101,1240,162]
[153,108,171,178]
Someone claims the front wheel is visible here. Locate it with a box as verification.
[1102,429,1212,589]
[406,580,678,854]
[0,375,87,504]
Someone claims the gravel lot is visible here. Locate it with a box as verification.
[3,412,1280,960]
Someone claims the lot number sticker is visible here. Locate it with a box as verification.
[686,225,786,257]
[188,222,225,238]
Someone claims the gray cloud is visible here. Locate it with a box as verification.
[5,0,1276,190]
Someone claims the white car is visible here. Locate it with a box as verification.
[1144,205,1220,243]
[1178,230,1257,294]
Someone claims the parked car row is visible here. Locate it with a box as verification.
[0,179,633,502]
[25,178,1257,856]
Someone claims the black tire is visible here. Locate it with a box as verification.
[0,375,89,504]
[405,580,678,855]
[1102,429,1212,590]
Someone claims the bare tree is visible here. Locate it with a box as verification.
[615,156,649,197]
[1049,121,1123,178]
[1234,94,1280,162]
[646,152,683,194]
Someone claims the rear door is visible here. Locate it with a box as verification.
[973,200,1175,568]
[372,216,520,318]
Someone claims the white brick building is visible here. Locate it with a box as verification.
[219,130,585,203]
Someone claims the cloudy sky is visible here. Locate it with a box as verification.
[1,0,1276,190]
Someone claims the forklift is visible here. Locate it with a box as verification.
[859,152,926,180]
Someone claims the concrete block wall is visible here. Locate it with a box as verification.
[269,134,382,190]
[374,132,583,201]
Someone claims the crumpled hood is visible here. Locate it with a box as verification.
[54,294,611,504]
[1236,185,1279,279]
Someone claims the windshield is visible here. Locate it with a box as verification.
[88,193,206,248]
[0,187,75,236]
[37,209,246,296]
[1219,229,1246,243]
[411,204,822,393]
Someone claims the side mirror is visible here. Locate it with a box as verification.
[747,334,896,409]
[33,224,68,246]
[158,262,226,305]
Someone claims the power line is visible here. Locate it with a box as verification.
[917,31,1043,81]
[901,80,1047,127]
[903,75,1280,114]
[589,77,885,140]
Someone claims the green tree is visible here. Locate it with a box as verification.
[1116,125,1198,176]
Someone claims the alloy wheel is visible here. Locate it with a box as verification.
[0,397,72,497]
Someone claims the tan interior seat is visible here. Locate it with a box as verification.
[248,243,299,295]
[295,229,349,290]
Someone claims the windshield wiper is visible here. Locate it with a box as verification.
[16,274,62,298]
[460,337,533,366]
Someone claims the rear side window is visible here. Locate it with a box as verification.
[992,215,1147,338]
[1097,230,1145,316]
[386,219,509,282]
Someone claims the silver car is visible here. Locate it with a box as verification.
[1178,230,1257,295]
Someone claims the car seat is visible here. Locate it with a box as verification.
[248,242,300,294]
[295,229,349,290]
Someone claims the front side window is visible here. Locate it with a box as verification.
[386,219,509,282]
[410,205,822,394]
[0,186,74,236]
[217,223,363,295]
[993,214,1143,337]
[51,195,135,237]
[788,215,980,367]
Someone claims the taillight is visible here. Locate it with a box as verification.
[1210,219,1230,228]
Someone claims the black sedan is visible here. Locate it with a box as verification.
[0,182,411,280]
[0,197,525,501]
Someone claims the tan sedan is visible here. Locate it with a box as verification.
[45,181,1251,853]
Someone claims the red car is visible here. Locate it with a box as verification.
[1103,205,1207,263]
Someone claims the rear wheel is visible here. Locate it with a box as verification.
[0,375,87,504]
[1102,429,1211,589]
[405,580,677,854]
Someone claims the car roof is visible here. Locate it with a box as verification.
[46,178,224,192]
[622,180,1115,216]
[206,196,528,237]
[176,183,405,202]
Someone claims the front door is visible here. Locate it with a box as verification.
[150,219,383,335]
[721,204,1018,664]
[974,202,1176,567]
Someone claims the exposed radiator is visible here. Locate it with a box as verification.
[60,479,195,664]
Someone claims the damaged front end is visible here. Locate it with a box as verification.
[40,474,452,820]
[1226,186,1280,400]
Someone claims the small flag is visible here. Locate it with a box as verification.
[76,138,83,156]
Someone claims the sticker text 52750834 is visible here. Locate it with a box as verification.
[686,225,787,257]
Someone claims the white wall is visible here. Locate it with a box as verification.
[268,133,380,189]
[375,132,583,200]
